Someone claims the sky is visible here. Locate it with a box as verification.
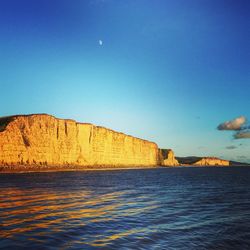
[0,0,249,162]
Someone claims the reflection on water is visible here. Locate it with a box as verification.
[0,188,129,239]
[1,167,250,249]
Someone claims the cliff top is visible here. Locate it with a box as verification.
[0,113,157,145]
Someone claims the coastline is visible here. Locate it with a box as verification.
[2,114,248,171]
[1,164,249,174]
[0,165,160,174]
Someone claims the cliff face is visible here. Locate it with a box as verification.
[159,149,179,166]
[0,114,159,169]
[193,157,229,166]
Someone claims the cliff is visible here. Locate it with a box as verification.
[159,149,179,166]
[177,156,229,166]
[0,114,159,171]
[194,157,229,166]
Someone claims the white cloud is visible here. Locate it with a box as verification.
[99,40,103,46]
[217,116,246,130]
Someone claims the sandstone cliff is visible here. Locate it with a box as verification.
[158,149,179,166]
[193,157,229,166]
[177,156,229,166]
[0,114,159,171]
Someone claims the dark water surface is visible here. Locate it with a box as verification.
[1,167,250,250]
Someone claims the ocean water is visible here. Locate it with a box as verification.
[1,167,250,250]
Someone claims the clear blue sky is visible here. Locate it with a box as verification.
[0,0,249,162]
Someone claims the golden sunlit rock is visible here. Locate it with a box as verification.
[0,114,232,172]
[0,114,159,170]
[193,157,229,166]
[158,149,179,166]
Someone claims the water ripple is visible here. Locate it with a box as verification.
[1,167,250,249]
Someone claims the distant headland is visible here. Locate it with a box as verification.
[0,114,248,173]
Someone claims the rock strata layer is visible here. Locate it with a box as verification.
[0,114,159,170]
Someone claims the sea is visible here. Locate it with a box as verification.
[1,166,250,250]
